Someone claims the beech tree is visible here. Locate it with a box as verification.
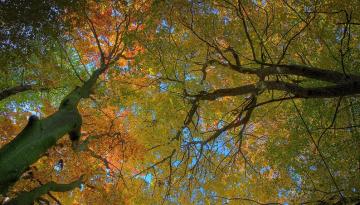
[1,0,360,204]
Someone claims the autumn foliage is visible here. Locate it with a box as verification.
[1,0,360,204]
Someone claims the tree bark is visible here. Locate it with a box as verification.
[228,63,360,83]
[195,80,360,101]
[258,64,360,83]
[0,67,106,195]
[0,85,33,101]
[4,176,83,205]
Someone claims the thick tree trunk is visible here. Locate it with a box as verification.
[0,67,105,195]
[0,108,81,194]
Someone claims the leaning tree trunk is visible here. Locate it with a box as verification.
[0,67,105,195]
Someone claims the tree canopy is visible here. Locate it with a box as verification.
[0,0,360,204]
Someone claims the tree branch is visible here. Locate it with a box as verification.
[5,176,84,205]
[193,80,360,101]
[0,85,33,101]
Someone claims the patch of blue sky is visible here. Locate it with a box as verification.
[245,123,255,134]
[198,186,206,196]
[131,103,140,115]
[7,101,40,115]
[159,82,168,92]
[142,173,153,184]
[309,165,317,171]
[99,35,111,45]
[260,166,271,174]
[288,166,302,191]
[156,19,175,34]
[210,8,219,15]
[6,102,38,124]
[89,174,102,185]
[278,188,290,198]
[213,138,231,156]
[105,176,113,183]
[118,106,126,113]
[214,121,227,137]
[105,168,113,183]
[70,47,82,61]
[208,190,218,199]
[190,188,205,205]
[76,30,87,41]
[190,137,204,150]
[20,26,33,38]
[165,195,180,204]
[182,127,191,141]
[161,19,175,33]
[304,5,312,13]
[7,101,20,113]
[111,8,122,17]
[217,120,225,129]
[185,73,196,81]
[219,130,228,139]
[252,0,267,6]
[335,27,345,43]
[80,183,85,192]
[53,162,62,174]
[89,100,97,108]
[223,16,230,25]
[193,1,219,15]
[185,51,199,59]
[198,117,206,132]
[148,71,162,79]
[195,186,216,204]
[115,64,130,73]
[1,39,16,49]
[172,160,181,167]
[174,70,181,80]
[85,61,96,73]
[49,5,60,14]
[189,157,197,168]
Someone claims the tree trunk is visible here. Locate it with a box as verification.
[0,67,105,195]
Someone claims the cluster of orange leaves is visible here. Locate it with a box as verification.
[64,0,148,69]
